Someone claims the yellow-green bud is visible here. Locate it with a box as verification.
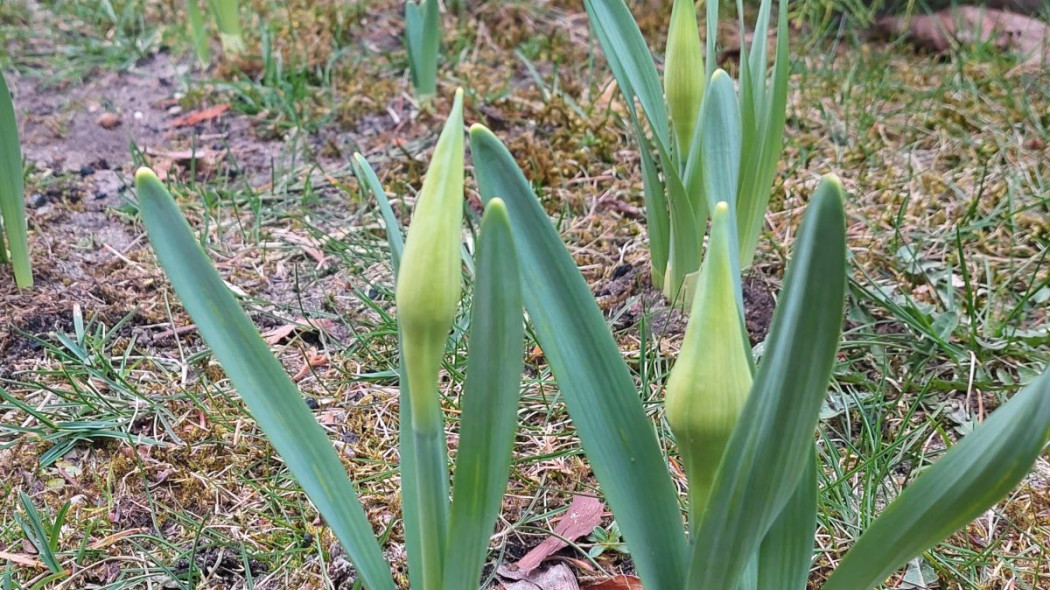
[396,89,465,435]
[665,201,752,524]
[664,0,704,157]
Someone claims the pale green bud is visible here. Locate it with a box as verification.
[665,201,752,523]
[396,89,465,435]
[664,0,704,157]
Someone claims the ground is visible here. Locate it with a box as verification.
[0,0,1048,589]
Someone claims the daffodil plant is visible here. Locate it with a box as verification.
[0,70,31,289]
[584,0,789,302]
[469,125,1050,590]
[137,90,527,590]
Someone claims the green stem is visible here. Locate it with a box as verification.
[412,426,448,590]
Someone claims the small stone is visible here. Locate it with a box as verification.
[305,398,320,410]
[79,164,95,177]
[94,191,107,200]
[97,112,121,129]
[28,193,47,208]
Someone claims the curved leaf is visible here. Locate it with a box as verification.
[136,169,396,590]
[822,369,1050,590]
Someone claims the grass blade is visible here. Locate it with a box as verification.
[0,71,31,288]
[822,369,1050,590]
[469,124,689,590]
[687,176,846,590]
[135,169,396,590]
[443,199,525,590]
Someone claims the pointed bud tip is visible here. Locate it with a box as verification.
[711,68,730,82]
[135,167,160,186]
[822,173,843,187]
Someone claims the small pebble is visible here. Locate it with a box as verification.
[28,193,47,208]
[79,164,95,177]
[305,398,320,410]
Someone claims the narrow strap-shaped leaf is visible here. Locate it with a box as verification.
[443,199,525,590]
[705,0,719,80]
[696,70,741,213]
[634,115,669,289]
[738,2,790,268]
[687,176,846,590]
[469,124,689,590]
[405,1,423,88]
[695,70,743,308]
[0,71,31,288]
[135,169,396,590]
[758,447,818,590]
[418,0,440,96]
[583,0,670,150]
[822,369,1050,590]
[352,152,404,275]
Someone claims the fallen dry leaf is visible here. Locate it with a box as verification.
[170,104,230,128]
[508,495,604,575]
[144,146,224,179]
[876,6,1049,68]
[262,318,335,345]
[581,575,643,590]
[97,112,121,129]
[0,550,44,568]
[501,563,581,590]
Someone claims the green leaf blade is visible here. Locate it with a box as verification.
[469,124,689,590]
[136,169,396,590]
[758,448,818,590]
[822,369,1050,590]
[353,153,404,277]
[0,71,31,288]
[583,0,669,150]
[443,199,525,590]
[687,175,847,590]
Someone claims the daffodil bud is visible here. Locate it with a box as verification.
[396,89,465,435]
[665,201,752,524]
[664,0,704,158]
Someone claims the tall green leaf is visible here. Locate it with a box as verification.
[135,169,396,590]
[687,176,846,590]
[583,0,669,149]
[443,199,525,590]
[0,71,31,288]
[737,1,790,267]
[696,70,741,212]
[352,152,404,274]
[406,0,440,96]
[185,0,211,65]
[822,369,1050,590]
[469,124,689,590]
